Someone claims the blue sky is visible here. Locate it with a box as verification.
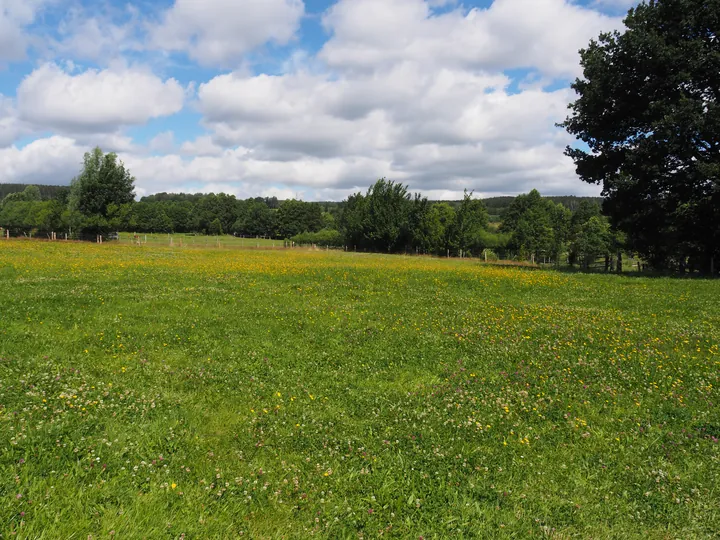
[0,0,637,200]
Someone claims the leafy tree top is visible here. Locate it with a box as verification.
[69,147,136,219]
[1,185,42,207]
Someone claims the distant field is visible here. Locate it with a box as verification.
[1,242,718,538]
[117,232,283,248]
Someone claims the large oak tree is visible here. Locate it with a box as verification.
[561,0,720,273]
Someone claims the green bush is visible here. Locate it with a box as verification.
[291,228,343,247]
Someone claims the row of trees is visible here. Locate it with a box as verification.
[334,181,627,269]
[0,170,615,268]
[112,197,331,238]
[0,189,333,239]
[499,189,624,270]
[340,179,491,255]
[1,142,707,274]
[332,180,620,268]
[0,148,332,239]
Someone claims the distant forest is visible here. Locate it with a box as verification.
[0,184,68,201]
[2,184,600,224]
[1,177,614,270]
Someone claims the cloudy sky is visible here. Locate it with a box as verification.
[0,0,638,200]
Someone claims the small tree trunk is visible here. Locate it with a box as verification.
[604,254,610,272]
[616,251,623,273]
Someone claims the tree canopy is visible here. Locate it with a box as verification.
[69,147,136,234]
[561,0,720,273]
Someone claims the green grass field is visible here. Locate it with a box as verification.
[117,233,282,249]
[1,241,719,538]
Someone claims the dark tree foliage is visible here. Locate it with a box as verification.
[233,200,274,237]
[275,199,324,239]
[363,179,413,252]
[70,148,135,220]
[0,184,68,201]
[407,194,434,252]
[339,179,418,253]
[337,179,494,256]
[194,193,240,234]
[561,0,720,273]
[260,196,280,210]
[208,218,223,236]
[141,192,206,204]
[499,190,572,263]
[0,200,64,235]
[338,193,367,250]
[0,185,41,206]
[453,191,489,255]
[572,216,611,270]
[133,202,174,233]
[433,203,458,255]
[570,201,602,231]
[64,148,136,235]
[466,195,602,223]
[163,201,199,232]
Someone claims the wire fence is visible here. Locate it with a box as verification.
[0,229,303,251]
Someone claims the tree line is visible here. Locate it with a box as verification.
[0,148,623,270]
[0,148,335,240]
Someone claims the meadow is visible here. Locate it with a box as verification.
[0,241,718,538]
[115,233,282,249]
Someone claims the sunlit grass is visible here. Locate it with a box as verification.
[116,232,282,248]
[1,241,718,537]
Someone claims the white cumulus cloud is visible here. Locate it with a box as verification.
[0,0,624,199]
[193,59,588,195]
[0,0,51,62]
[152,0,304,67]
[0,136,88,185]
[17,63,186,133]
[51,6,143,63]
[0,95,27,148]
[321,0,623,79]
